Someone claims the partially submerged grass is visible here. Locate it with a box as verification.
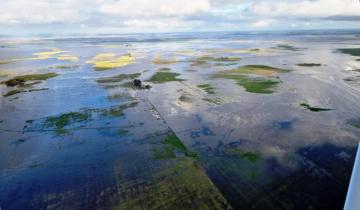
[153,56,178,65]
[198,56,241,62]
[114,158,231,210]
[213,65,287,94]
[147,72,184,83]
[202,97,222,105]
[159,67,171,71]
[44,112,90,130]
[347,119,360,129]
[223,65,289,76]
[3,89,25,97]
[97,73,141,83]
[300,103,332,112]
[214,74,280,94]
[277,44,300,51]
[297,63,322,67]
[178,94,192,103]
[338,48,360,57]
[214,62,238,66]
[2,73,58,87]
[223,148,260,162]
[87,53,134,70]
[197,84,215,94]
[153,132,197,159]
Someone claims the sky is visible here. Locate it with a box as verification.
[0,0,360,36]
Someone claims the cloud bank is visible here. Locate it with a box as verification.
[0,0,359,34]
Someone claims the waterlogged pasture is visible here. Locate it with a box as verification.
[0,31,360,210]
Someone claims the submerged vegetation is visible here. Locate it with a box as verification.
[147,72,184,83]
[224,148,261,162]
[153,132,197,159]
[197,84,215,94]
[223,65,289,76]
[97,73,141,83]
[347,119,360,129]
[153,56,178,65]
[3,88,48,97]
[297,63,322,67]
[300,103,332,112]
[87,53,134,70]
[277,44,300,51]
[338,48,360,57]
[198,56,241,62]
[212,65,288,94]
[2,73,58,87]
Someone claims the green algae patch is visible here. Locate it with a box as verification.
[300,103,332,112]
[2,73,58,87]
[197,84,215,94]
[113,158,231,210]
[297,63,322,67]
[153,133,197,159]
[147,72,184,84]
[97,73,141,83]
[87,53,134,70]
[223,65,289,77]
[338,48,360,57]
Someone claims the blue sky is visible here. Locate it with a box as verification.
[0,0,360,36]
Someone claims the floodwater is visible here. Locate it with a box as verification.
[0,31,359,210]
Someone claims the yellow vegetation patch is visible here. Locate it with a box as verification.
[57,54,79,62]
[153,55,178,65]
[0,48,79,63]
[87,53,134,70]
[33,48,66,59]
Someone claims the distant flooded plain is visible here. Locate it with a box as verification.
[0,31,360,210]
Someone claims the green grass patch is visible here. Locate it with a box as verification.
[338,48,360,57]
[300,103,332,112]
[197,83,215,94]
[2,73,58,87]
[97,73,141,83]
[297,63,322,67]
[147,72,184,84]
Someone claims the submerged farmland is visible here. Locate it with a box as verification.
[0,31,360,210]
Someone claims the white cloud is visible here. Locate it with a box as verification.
[100,0,211,17]
[253,19,274,27]
[251,0,360,18]
[0,0,83,24]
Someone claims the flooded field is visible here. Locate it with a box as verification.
[0,31,359,210]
